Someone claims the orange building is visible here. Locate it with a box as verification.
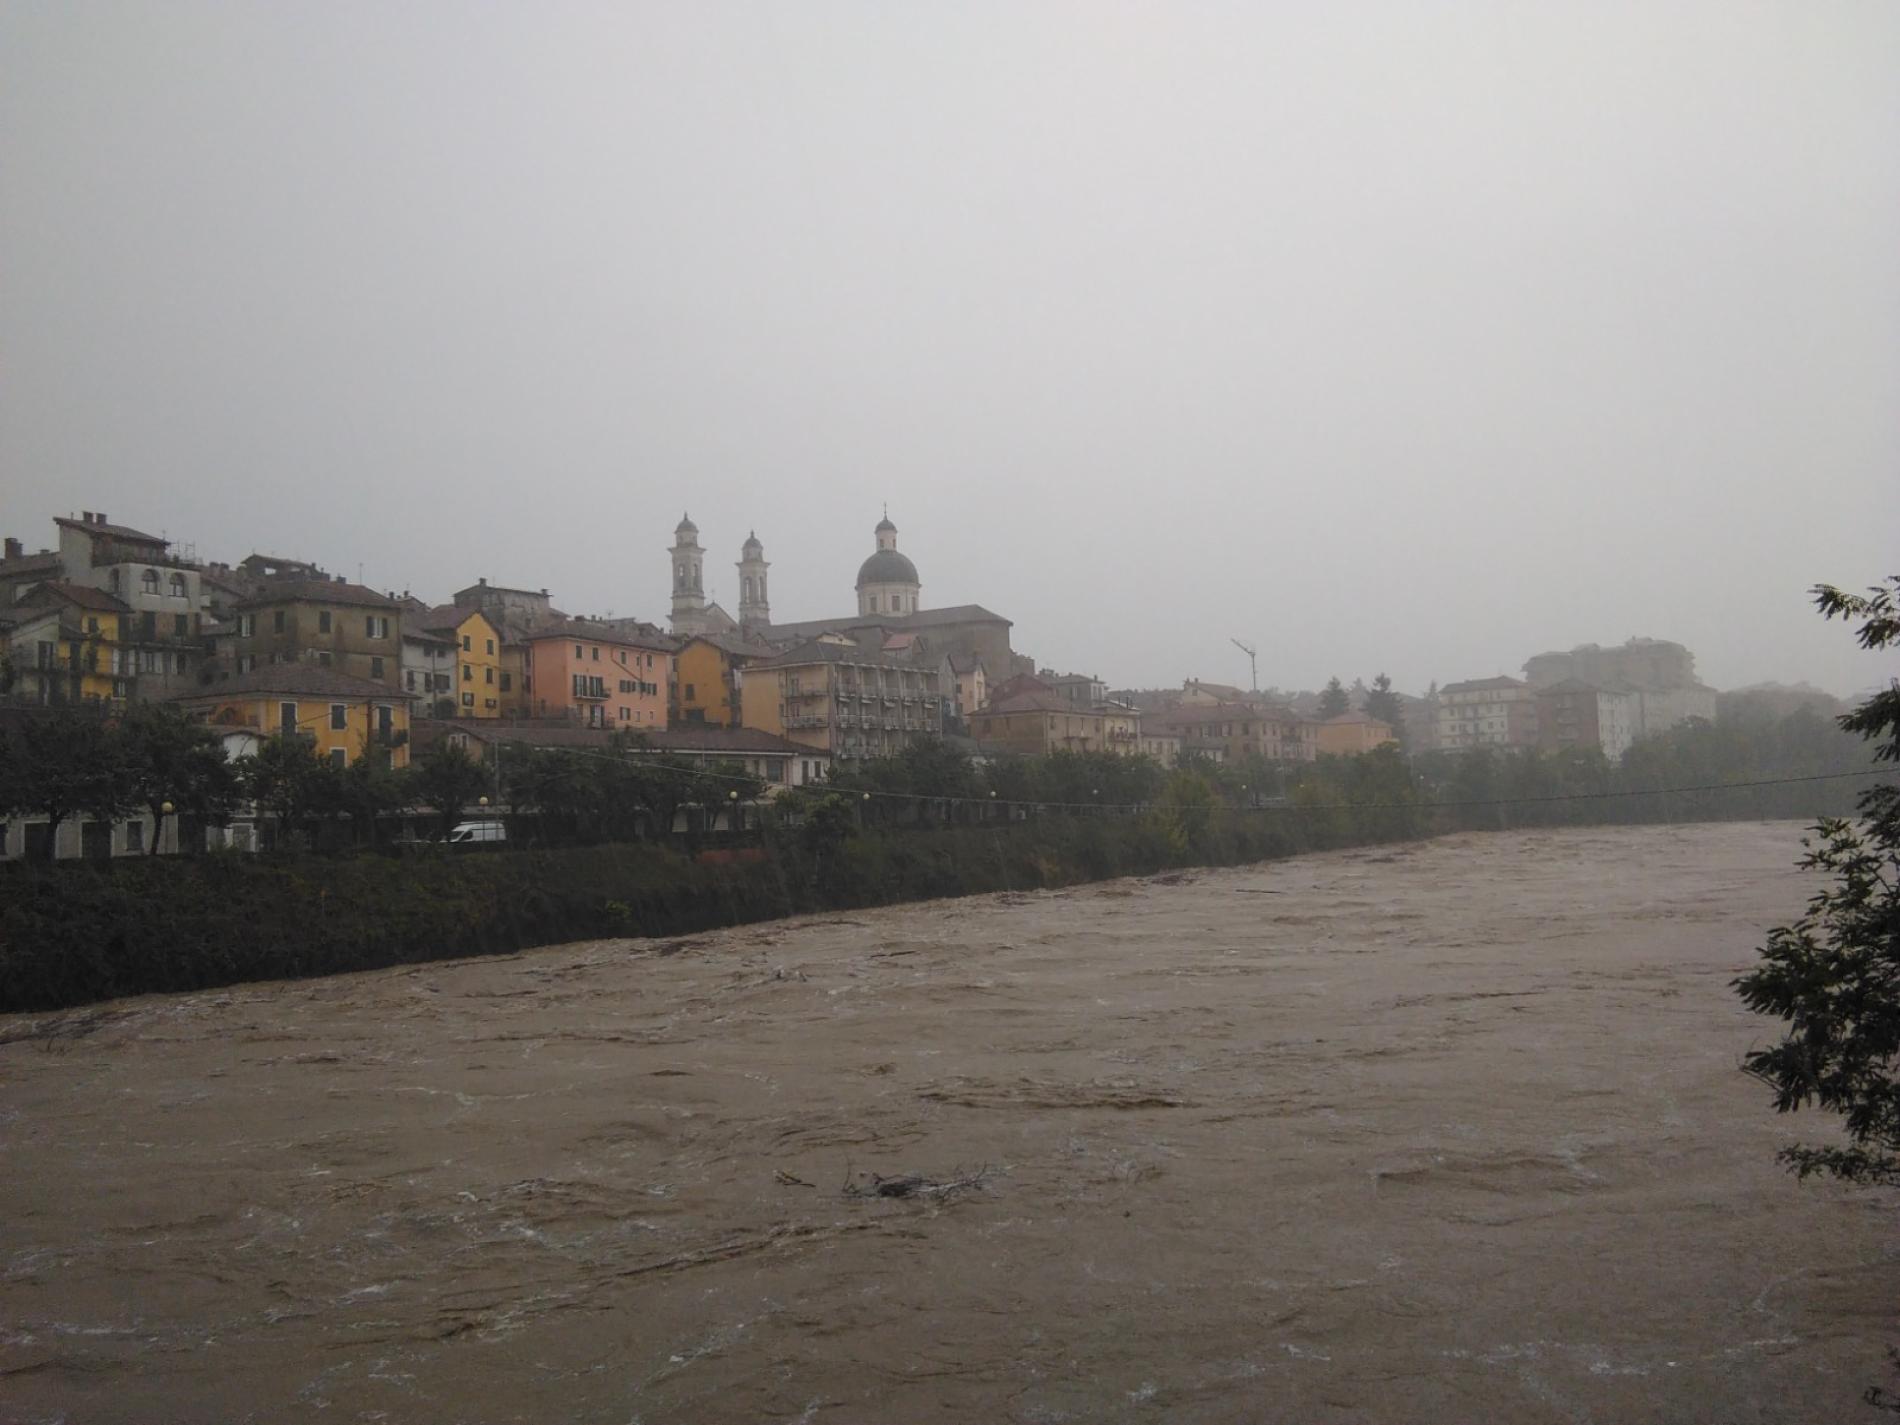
[1315,710,1397,757]
[517,619,669,729]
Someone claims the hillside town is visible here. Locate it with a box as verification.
[1,504,1737,857]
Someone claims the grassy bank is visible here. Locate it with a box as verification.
[0,807,1352,1014]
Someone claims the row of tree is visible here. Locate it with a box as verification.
[0,705,785,859]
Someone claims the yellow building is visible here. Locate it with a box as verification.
[172,664,417,768]
[674,633,775,727]
[423,606,503,718]
[0,582,131,705]
[1315,710,1397,756]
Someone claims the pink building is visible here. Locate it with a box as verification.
[518,620,669,729]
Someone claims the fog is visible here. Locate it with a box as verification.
[3,2,1896,694]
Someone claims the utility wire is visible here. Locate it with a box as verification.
[469,736,1892,817]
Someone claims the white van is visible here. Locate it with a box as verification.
[445,820,507,846]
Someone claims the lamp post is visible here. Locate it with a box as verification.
[728,787,740,834]
[478,794,490,826]
[159,800,173,856]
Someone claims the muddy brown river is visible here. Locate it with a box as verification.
[2,822,1893,1423]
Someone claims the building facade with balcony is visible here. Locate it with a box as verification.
[1534,679,1636,761]
[400,627,458,718]
[0,583,132,705]
[168,664,416,769]
[1434,676,1539,751]
[515,620,668,729]
[739,636,945,760]
[0,512,211,698]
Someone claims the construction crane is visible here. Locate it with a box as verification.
[1230,638,1258,693]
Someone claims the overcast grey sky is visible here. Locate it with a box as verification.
[3,2,1895,695]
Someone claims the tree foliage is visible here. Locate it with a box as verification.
[1734,578,1900,1195]
[1318,677,1350,718]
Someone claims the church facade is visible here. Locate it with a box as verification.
[666,511,1015,690]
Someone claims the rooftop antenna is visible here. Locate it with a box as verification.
[1230,637,1258,693]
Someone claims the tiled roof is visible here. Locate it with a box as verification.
[236,579,400,611]
[173,663,416,700]
[682,631,778,660]
[1323,710,1392,726]
[518,617,672,651]
[420,603,488,635]
[54,516,168,545]
[21,581,131,613]
[1440,676,1527,694]
[1151,701,1304,727]
[0,552,62,582]
[753,638,929,672]
[976,692,1076,716]
[761,603,1012,645]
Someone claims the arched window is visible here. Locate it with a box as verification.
[168,572,188,597]
[140,568,159,593]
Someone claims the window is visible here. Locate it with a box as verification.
[237,654,256,673]
[591,646,600,661]
[238,614,255,637]
[280,702,298,734]
[619,707,630,721]
[318,610,332,633]
[461,634,471,651]
[500,672,512,691]
[463,664,473,682]
[406,670,417,691]
[485,638,494,655]
[574,644,583,658]
[125,821,144,854]
[86,617,99,634]
[141,611,157,641]
[141,568,160,593]
[329,704,347,730]
[484,666,494,684]
[317,651,332,666]
[365,615,389,639]
[685,683,696,700]
[174,613,188,637]
[330,748,347,768]
[273,610,286,633]
[369,656,384,679]
[168,572,187,597]
[462,691,474,707]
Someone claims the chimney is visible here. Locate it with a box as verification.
[478,576,488,586]
[96,512,107,525]
[81,510,93,523]
[3,537,19,560]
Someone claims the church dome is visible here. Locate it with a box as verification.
[875,514,897,534]
[742,530,763,555]
[676,512,698,534]
[856,548,919,588]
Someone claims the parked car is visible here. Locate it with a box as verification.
[445,820,507,847]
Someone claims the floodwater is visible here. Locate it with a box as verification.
[2,822,1892,1423]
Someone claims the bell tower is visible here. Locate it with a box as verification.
[669,513,707,634]
[737,531,770,633]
